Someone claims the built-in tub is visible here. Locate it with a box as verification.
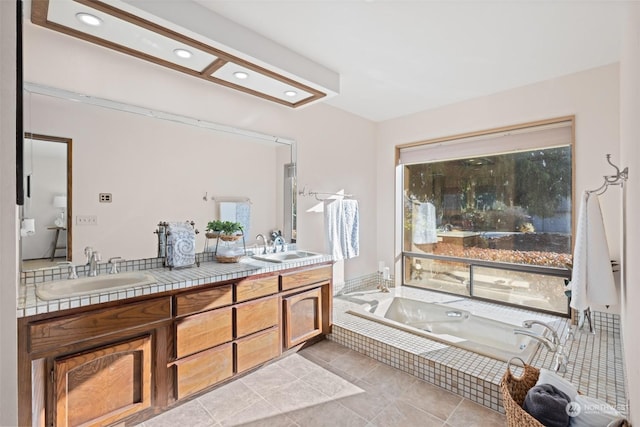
[348,297,542,363]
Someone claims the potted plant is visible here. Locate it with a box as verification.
[207,220,243,241]
[205,220,223,239]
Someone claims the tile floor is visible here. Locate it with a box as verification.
[137,340,506,427]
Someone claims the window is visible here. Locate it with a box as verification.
[398,118,573,315]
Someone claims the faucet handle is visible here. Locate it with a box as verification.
[57,261,78,279]
[108,257,123,274]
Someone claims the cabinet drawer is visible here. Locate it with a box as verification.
[175,344,233,399]
[235,328,280,373]
[283,287,323,349]
[29,297,171,354]
[235,276,278,303]
[280,266,332,291]
[175,285,233,317]
[234,297,279,339]
[176,308,232,358]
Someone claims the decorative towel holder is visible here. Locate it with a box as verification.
[154,221,200,270]
[299,185,354,201]
[587,154,629,195]
[578,154,628,334]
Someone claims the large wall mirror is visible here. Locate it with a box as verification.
[20,85,296,272]
[21,133,72,269]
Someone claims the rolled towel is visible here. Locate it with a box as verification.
[523,384,571,427]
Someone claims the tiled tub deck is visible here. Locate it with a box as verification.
[329,275,627,415]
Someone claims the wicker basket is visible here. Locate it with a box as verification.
[219,234,242,242]
[216,255,243,263]
[500,358,544,427]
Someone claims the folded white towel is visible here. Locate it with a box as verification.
[569,191,617,311]
[412,202,438,244]
[324,199,360,261]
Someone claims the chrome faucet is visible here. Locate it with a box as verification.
[514,320,568,373]
[273,235,286,253]
[513,329,557,352]
[522,320,560,346]
[256,234,268,255]
[108,257,123,274]
[84,246,101,277]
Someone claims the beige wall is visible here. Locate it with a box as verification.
[376,63,622,313]
[23,17,378,279]
[620,3,640,423]
[0,1,19,425]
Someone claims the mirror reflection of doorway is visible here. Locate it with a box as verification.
[21,133,72,270]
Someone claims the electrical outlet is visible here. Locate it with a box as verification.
[99,193,112,203]
[76,215,98,225]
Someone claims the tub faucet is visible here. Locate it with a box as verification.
[522,320,560,346]
[513,329,557,352]
[256,234,268,255]
[514,327,569,373]
[84,246,101,277]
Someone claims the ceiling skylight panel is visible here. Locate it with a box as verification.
[46,0,218,72]
[213,63,314,103]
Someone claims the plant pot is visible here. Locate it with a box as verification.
[219,234,242,242]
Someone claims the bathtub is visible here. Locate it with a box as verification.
[347,297,542,363]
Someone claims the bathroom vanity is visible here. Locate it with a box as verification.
[17,260,332,427]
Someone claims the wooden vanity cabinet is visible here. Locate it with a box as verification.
[280,265,332,350]
[19,297,172,427]
[18,263,332,427]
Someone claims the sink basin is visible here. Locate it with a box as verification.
[36,271,157,300]
[252,250,323,263]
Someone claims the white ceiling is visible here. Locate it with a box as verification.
[192,0,629,122]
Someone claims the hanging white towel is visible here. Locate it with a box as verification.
[569,191,617,311]
[166,221,196,268]
[412,202,438,244]
[324,199,360,261]
[218,201,251,237]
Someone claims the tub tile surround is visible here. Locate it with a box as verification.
[18,249,333,317]
[331,275,627,415]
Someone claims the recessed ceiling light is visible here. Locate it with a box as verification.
[76,12,102,27]
[173,48,192,59]
[233,71,249,80]
[284,90,297,97]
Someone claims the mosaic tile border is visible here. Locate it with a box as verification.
[17,248,335,318]
[329,323,505,413]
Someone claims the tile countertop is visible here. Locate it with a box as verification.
[18,253,333,318]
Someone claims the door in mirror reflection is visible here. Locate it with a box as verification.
[21,133,72,269]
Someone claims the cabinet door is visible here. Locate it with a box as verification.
[176,307,232,359]
[175,343,233,399]
[54,335,151,427]
[283,287,323,349]
[234,297,279,339]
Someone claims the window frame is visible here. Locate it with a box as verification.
[395,116,575,317]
